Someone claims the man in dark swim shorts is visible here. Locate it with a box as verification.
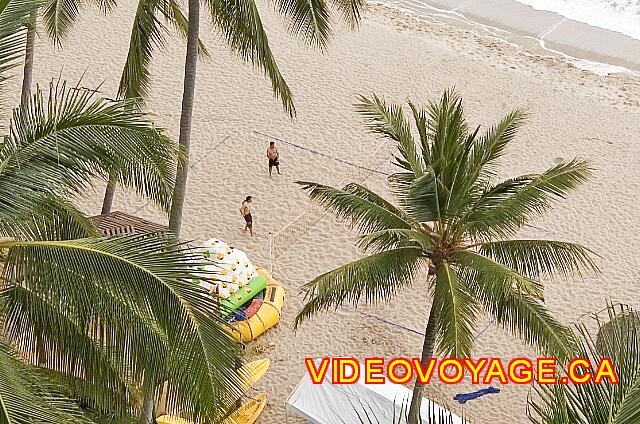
[267,141,280,177]
[240,196,253,236]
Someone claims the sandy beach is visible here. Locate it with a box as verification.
[15,1,640,422]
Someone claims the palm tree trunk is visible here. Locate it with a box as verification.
[138,373,156,424]
[407,300,439,424]
[101,175,117,214]
[21,11,37,103]
[168,0,199,237]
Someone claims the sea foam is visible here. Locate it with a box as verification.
[514,0,640,40]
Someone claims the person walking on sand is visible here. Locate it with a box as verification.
[240,196,254,236]
[267,141,280,177]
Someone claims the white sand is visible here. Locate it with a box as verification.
[15,2,640,422]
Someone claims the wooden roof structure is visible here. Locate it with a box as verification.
[90,211,168,236]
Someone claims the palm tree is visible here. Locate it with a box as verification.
[168,0,199,236]
[12,0,207,214]
[19,0,114,100]
[528,303,640,424]
[293,90,599,424]
[20,8,36,102]
[100,0,210,214]
[1,3,245,422]
[168,0,365,235]
[19,0,197,101]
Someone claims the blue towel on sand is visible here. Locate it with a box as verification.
[454,387,500,404]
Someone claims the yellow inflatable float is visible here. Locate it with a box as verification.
[230,268,285,343]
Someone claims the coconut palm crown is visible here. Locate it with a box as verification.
[294,90,599,423]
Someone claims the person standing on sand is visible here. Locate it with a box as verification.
[240,196,254,236]
[267,141,280,177]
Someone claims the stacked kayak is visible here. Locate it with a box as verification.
[223,393,267,424]
[156,395,266,424]
[194,239,285,342]
[156,360,269,424]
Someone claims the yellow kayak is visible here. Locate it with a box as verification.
[222,393,267,424]
[155,360,269,424]
[238,358,270,392]
[156,416,190,424]
[230,268,285,343]
[156,394,267,424]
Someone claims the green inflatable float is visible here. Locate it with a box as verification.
[219,274,267,317]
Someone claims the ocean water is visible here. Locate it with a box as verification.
[377,0,640,75]
[513,0,640,40]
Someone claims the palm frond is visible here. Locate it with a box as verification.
[0,0,40,83]
[355,94,423,176]
[0,339,94,424]
[37,366,135,419]
[527,384,573,424]
[591,306,640,424]
[0,194,98,240]
[117,0,168,102]
[419,90,481,220]
[466,108,529,182]
[613,371,640,424]
[343,182,407,216]
[401,169,441,223]
[387,171,416,201]
[272,0,332,48]
[0,234,246,421]
[461,159,592,240]
[3,284,134,415]
[453,249,543,300]
[42,0,81,44]
[432,261,476,358]
[0,80,178,215]
[407,100,432,167]
[528,304,640,424]
[90,0,115,13]
[294,247,425,328]
[327,0,362,28]
[42,0,114,44]
[297,180,413,234]
[463,265,576,361]
[477,239,598,281]
[206,0,295,116]
[120,0,217,103]
[356,228,429,253]
[425,88,468,171]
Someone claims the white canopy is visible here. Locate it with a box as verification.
[286,360,465,424]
